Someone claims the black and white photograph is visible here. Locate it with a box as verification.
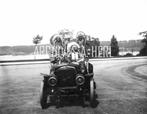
[0,0,147,114]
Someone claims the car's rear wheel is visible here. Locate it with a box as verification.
[40,81,48,109]
[89,78,95,107]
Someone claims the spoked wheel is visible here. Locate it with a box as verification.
[40,81,48,109]
[89,78,95,107]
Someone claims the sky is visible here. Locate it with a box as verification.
[0,0,147,46]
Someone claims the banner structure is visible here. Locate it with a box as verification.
[34,45,111,58]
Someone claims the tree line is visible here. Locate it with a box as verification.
[1,29,146,57]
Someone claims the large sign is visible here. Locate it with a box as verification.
[34,45,111,58]
[86,46,111,58]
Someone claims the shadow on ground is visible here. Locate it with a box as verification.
[43,96,99,109]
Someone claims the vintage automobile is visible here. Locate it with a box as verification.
[40,56,97,109]
[40,36,97,109]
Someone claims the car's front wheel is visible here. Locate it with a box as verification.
[89,78,95,107]
[40,81,48,109]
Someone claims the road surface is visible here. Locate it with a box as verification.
[0,57,147,114]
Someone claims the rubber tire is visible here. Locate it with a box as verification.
[90,78,95,107]
[40,82,48,109]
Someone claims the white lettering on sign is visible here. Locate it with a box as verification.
[33,45,111,58]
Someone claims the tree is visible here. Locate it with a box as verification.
[50,34,62,46]
[76,31,86,46]
[110,35,119,56]
[33,34,43,45]
[58,29,73,40]
[93,38,100,46]
[33,34,43,59]
[58,29,74,49]
[139,31,147,56]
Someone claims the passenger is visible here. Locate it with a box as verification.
[68,46,79,62]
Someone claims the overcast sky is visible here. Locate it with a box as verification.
[0,0,147,46]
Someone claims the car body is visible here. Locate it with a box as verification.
[40,57,97,109]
